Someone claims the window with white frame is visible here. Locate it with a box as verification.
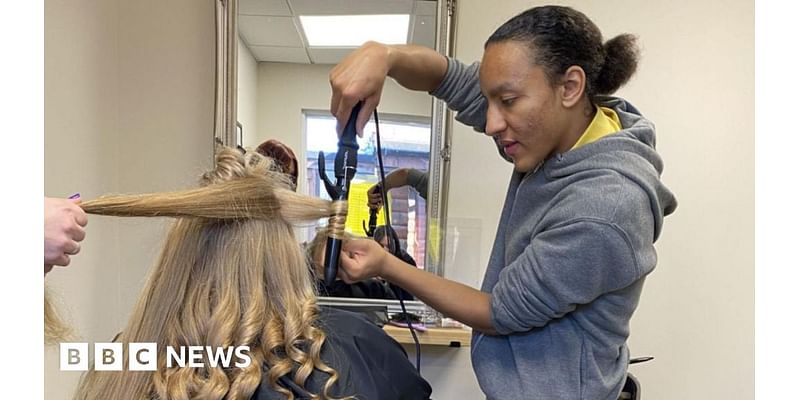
[304,111,430,269]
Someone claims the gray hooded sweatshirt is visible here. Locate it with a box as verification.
[431,58,677,399]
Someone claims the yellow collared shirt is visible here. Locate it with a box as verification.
[570,106,622,150]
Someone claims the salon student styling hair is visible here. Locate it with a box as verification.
[73,147,430,400]
[330,5,676,400]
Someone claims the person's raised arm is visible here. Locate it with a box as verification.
[330,41,448,136]
[366,168,412,209]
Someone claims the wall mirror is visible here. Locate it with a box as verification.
[231,0,455,308]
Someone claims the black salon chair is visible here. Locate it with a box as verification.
[618,373,641,400]
[618,356,652,400]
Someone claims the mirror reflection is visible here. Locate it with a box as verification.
[236,0,439,277]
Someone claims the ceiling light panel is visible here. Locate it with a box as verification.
[299,14,410,47]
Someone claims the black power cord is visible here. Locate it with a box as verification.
[373,109,422,372]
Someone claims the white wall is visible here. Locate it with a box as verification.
[43,1,215,398]
[442,0,754,399]
[249,62,432,193]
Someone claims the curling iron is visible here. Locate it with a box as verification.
[318,101,363,286]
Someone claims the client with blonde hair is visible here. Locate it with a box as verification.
[73,147,431,400]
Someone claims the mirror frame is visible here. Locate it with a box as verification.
[214,0,238,150]
[426,0,456,280]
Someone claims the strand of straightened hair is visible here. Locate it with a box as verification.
[80,176,331,223]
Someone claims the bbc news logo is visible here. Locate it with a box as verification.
[60,343,252,371]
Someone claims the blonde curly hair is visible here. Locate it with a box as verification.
[73,147,349,400]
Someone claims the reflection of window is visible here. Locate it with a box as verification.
[304,111,430,269]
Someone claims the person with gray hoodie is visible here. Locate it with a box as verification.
[329,5,677,400]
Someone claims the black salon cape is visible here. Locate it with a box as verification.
[251,307,432,400]
[317,278,398,300]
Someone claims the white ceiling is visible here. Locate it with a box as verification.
[238,0,437,64]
